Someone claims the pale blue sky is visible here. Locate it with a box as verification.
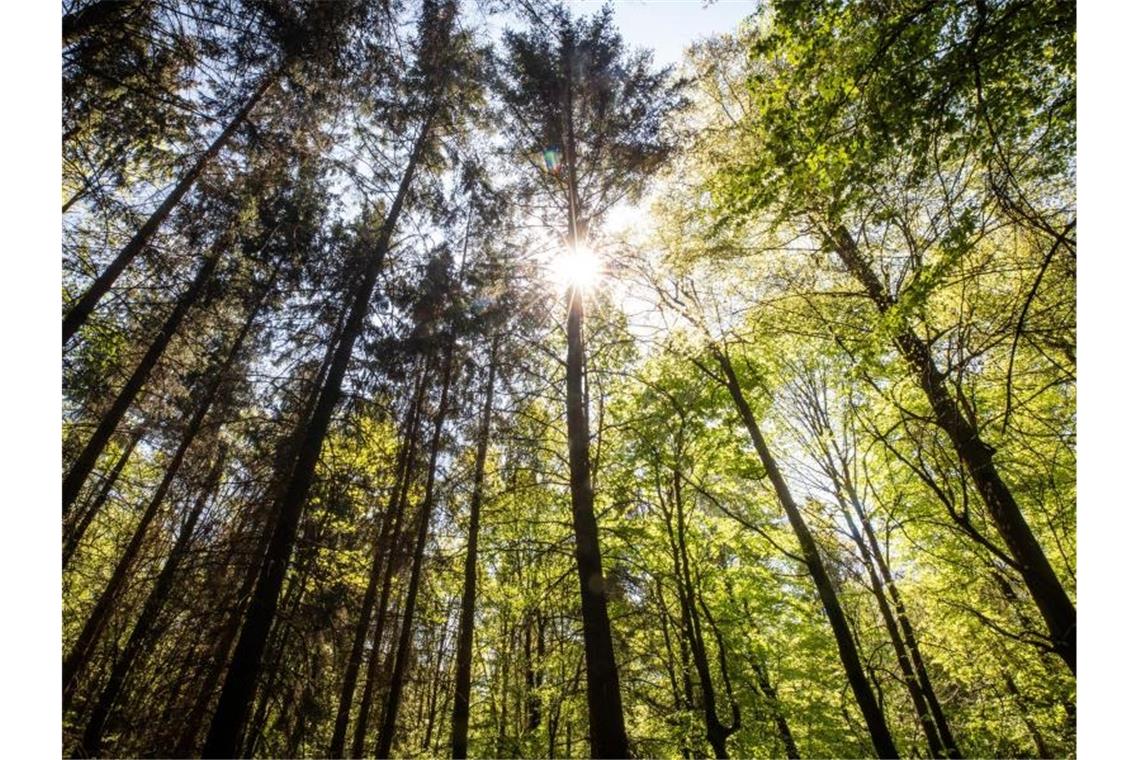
[472,1,757,68]
[566,0,757,65]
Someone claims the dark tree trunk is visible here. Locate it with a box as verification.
[169,306,345,757]
[1002,669,1052,758]
[564,280,630,760]
[834,496,945,758]
[63,241,222,514]
[62,286,247,709]
[63,428,142,569]
[714,349,899,758]
[75,449,227,757]
[200,115,432,759]
[330,368,428,758]
[558,28,630,758]
[450,337,498,759]
[830,225,1075,673]
[844,478,960,758]
[376,343,455,758]
[62,68,278,344]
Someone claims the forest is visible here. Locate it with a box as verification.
[60,0,1076,757]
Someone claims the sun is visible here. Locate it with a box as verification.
[550,244,603,292]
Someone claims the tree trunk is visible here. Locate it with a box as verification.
[350,374,429,759]
[664,465,739,759]
[63,239,222,514]
[200,114,432,759]
[75,449,227,757]
[748,660,800,760]
[450,337,498,759]
[330,368,429,758]
[830,224,1075,673]
[376,342,455,758]
[63,428,142,569]
[62,67,279,344]
[714,348,899,758]
[843,476,960,758]
[834,494,945,758]
[561,47,630,753]
[170,306,345,757]
[62,287,247,709]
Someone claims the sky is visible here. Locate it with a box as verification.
[564,0,757,66]
[472,1,757,69]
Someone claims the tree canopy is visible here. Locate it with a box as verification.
[61,1,1075,757]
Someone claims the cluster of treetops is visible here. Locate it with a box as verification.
[62,0,1074,757]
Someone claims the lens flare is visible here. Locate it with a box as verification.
[550,245,602,292]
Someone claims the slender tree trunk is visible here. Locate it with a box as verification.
[170,308,345,757]
[75,449,227,757]
[835,495,945,758]
[376,343,455,758]
[423,607,451,750]
[200,114,433,759]
[63,240,222,514]
[242,545,321,759]
[842,475,960,757]
[62,67,280,344]
[450,337,498,759]
[560,43,630,753]
[63,428,142,569]
[714,349,899,758]
[664,465,738,759]
[1002,669,1051,758]
[351,375,429,759]
[62,289,246,709]
[330,369,428,757]
[830,224,1075,673]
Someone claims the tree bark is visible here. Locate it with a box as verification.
[200,114,433,759]
[376,342,455,758]
[714,348,899,758]
[450,337,498,759]
[63,239,222,515]
[829,224,1075,673]
[62,67,279,344]
[561,32,630,756]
